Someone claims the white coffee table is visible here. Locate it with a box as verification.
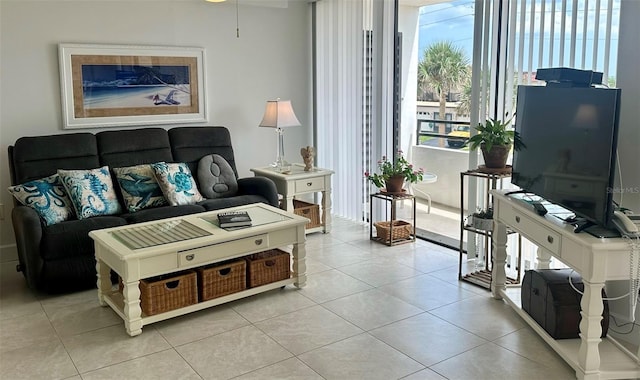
[89,203,308,336]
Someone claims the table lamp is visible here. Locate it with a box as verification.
[258,99,301,173]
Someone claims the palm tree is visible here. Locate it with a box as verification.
[417,41,469,145]
[456,76,472,117]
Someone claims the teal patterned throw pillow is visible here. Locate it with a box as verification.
[7,174,75,226]
[114,165,167,212]
[58,166,122,219]
[151,162,204,206]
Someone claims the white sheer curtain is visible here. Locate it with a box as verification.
[315,0,395,222]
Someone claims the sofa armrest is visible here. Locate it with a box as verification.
[11,205,44,289]
[237,176,279,207]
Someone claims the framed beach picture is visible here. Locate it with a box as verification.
[59,43,207,129]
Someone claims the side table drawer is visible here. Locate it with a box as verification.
[178,234,269,267]
[295,177,324,193]
[498,205,561,254]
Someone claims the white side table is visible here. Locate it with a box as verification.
[250,164,334,234]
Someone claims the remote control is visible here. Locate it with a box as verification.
[532,202,548,216]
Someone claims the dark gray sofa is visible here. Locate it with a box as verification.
[8,126,278,293]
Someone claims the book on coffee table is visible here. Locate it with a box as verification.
[217,211,252,228]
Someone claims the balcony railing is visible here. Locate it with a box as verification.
[415,118,470,146]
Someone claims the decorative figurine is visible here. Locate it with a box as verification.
[300,146,315,171]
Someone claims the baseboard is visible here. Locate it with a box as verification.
[0,244,18,263]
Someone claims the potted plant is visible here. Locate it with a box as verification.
[365,150,424,193]
[465,117,525,169]
[469,207,493,231]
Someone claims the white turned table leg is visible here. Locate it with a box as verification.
[491,220,508,299]
[284,196,294,212]
[123,280,143,336]
[536,247,552,269]
[577,279,604,379]
[322,189,332,233]
[95,258,111,307]
[292,229,307,288]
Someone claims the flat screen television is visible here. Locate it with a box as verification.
[511,85,622,229]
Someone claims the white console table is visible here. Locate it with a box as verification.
[491,190,640,380]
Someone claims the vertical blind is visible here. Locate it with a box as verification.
[471,0,620,126]
[315,0,365,221]
[467,0,619,260]
[469,0,620,155]
[507,0,619,90]
[315,0,394,222]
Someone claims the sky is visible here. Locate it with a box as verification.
[418,0,621,77]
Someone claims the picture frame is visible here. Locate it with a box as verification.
[59,43,207,129]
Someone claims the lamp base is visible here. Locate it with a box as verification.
[271,127,291,173]
[271,158,291,174]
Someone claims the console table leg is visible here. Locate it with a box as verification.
[491,221,508,299]
[577,279,604,379]
[536,247,552,269]
[123,280,143,337]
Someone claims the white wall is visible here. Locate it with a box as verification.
[0,0,311,260]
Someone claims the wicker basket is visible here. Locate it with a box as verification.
[246,249,291,288]
[197,260,246,301]
[374,220,413,241]
[293,199,321,229]
[139,271,198,316]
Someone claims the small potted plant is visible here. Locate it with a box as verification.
[469,207,494,231]
[365,150,424,193]
[465,117,525,170]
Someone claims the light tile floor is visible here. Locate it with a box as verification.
[0,217,576,380]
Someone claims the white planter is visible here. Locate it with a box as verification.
[470,215,493,231]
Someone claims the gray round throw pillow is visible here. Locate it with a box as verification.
[197,154,238,199]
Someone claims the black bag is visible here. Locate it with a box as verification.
[521,269,610,339]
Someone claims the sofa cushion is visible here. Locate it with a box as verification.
[113,164,167,212]
[197,154,238,199]
[7,174,75,226]
[40,216,127,260]
[169,127,238,184]
[152,162,204,206]
[58,166,122,219]
[10,133,100,184]
[120,204,206,224]
[97,128,173,168]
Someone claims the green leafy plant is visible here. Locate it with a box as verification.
[365,151,424,188]
[473,207,493,219]
[465,117,525,152]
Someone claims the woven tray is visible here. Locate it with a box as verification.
[246,249,291,287]
[374,220,413,241]
[293,199,321,229]
[197,260,246,301]
[139,271,198,316]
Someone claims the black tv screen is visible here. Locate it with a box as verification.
[512,85,622,228]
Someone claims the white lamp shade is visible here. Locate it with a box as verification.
[259,100,301,128]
